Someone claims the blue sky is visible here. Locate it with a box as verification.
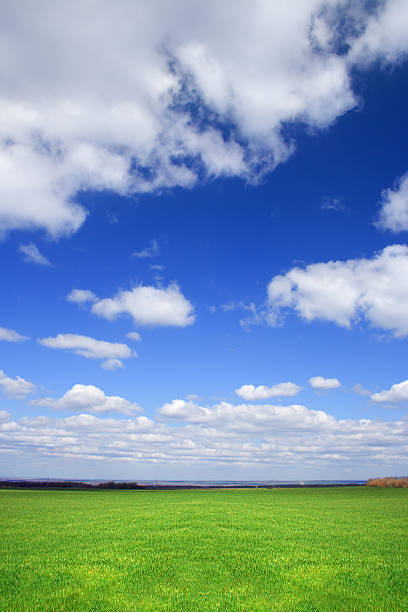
[1,0,408,480]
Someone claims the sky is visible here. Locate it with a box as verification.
[1,0,408,481]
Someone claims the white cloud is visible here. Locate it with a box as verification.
[132,239,159,259]
[0,142,87,237]
[0,369,36,398]
[91,283,195,327]
[19,242,51,266]
[267,245,408,337]
[159,398,340,430]
[0,2,405,237]
[349,0,408,67]
[309,376,341,390]
[0,410,12,423]
[236,382,301,401]
[159,399,209,421]
[31,384,141,415]
[2,398,408,472]
[0,327,28,342]
[38,333,133,369]
[371,379,408,403]
[126,332,141,342]
[376,173,408,233]
[67,289,98,304]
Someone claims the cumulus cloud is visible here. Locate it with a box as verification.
[91,283,195,327]
[132,239,159,259]
[0,369,36,398]
[19,242,51,266]
[67,289,98,304]
[0,327,28,342]
[31,384,141,415]
[236,382,301,401]
[309,376,341,390]
[267,245,408,337]
[371,379,408,403]
[0,1,406,237]
[376,173,408,232]
[37,333,133,369]
[159,399,208,421]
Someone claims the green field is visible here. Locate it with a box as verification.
[1,487,407,611]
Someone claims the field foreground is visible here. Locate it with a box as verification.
[1,487,407,611]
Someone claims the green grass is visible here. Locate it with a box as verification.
[0,487,407,611]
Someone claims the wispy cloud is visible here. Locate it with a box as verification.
[106,213,119,224]
[132,239,159,259]
[321,196,345,211]
[38,333,134,369]
[19,243,51,266]
[0,327,28,342]
[126,331,142,342]
[352,383,371,397]
[67,289,98,304]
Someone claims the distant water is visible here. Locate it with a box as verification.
[1,478,366,487]
[84,479,366,486]
[133,480,366,487]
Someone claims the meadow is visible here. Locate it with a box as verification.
[0,487,407,611]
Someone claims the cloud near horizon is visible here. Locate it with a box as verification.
[1,396,405,472]
[0,362,407,474]
[0,1,407,237]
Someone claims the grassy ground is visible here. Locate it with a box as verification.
[0,487,407,611]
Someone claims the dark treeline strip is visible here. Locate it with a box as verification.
[0,480,144,489]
